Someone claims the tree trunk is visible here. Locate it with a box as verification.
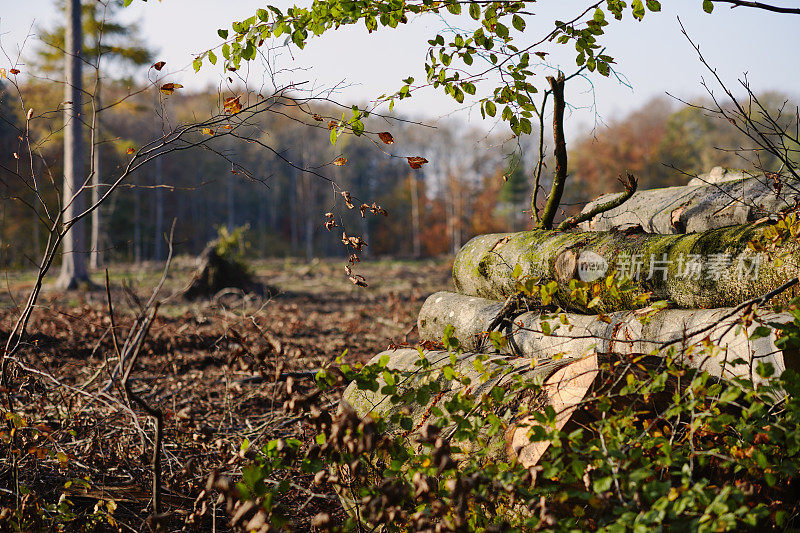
[56,0,90,289]
[89,84,102,269]
[579,173,800,234]
[134,173,142,264]
[538,72,567,230]
[418,291,793,384]
[410,175,421,258]
[452,224,800,312]
[153,155,164,261]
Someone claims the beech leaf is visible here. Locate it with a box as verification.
[160,83,183,95]
[407,156,428,169]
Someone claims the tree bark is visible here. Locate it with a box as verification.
[410,174,421,257]
[452,224,800,312]
[418,291,792,384]
[90,84,102,269]
[154,155,164,261]
[56,0,90,289]
[579,173,800,234]
[538,72,566,230]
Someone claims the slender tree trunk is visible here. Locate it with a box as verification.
[154,155,164,261]
[538,72,566,230]
[90,83,102,269]
[56,0,90,289]
[134,174,141,264]
[410,175,421,258]
[290,168,299,256]
[226,174,234,230]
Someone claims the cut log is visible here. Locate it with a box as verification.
[339,348,595,516]
[418,291,794,384]
[452,224,800,312]
[579,172,799,234]
[341,349,592,467]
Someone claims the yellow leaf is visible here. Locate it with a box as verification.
[333,157,347,166]
[159,83,183,95]
[126,147,135,154]
[202,128,214,135]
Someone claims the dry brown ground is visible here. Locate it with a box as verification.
[0,257,453,531]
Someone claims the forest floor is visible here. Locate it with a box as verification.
[0,256,453,531]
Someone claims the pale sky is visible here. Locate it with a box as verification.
[1,0,798,139]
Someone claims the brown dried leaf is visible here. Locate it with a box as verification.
[333,157,347,166]
[224,96,242,114]
[312,114,323,121]
[341,191,354,209]
[348,275,368,287]
[202,128,215,135]
[328,120,338,130]
[152,61,166,71]
[160,83,183,95]
[378,131,394,144]
[407,156,428,169]
[9,68,20,75]
[126,147,136,155]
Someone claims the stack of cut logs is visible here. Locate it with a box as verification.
[341,170,800,483]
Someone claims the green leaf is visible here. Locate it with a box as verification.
[703,0,714,13]
[512,14,525,32]
[218,29,229,39]
[469,2,481,20]
[485,100,496,117]
[632,0,646,20]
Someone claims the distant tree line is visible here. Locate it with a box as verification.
[0,77,795,269]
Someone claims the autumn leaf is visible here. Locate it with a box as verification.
[9,68,20,75]
[340,191,355,209]
[126,147,136,154]
[152,61,166,71]
[328,120,339,130]
[312,114,323,121]
[407,156,428,169]
[160,83,183,95]
[349,275,368,287]
[333,157,347,166]
[224,96,242,114]
[202,128,215,135]
[0,69,6,79]
[378,132,395,144]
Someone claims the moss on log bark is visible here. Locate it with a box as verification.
[579,174,800,233]
[418,291,794,384]
[452,224,800,312]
